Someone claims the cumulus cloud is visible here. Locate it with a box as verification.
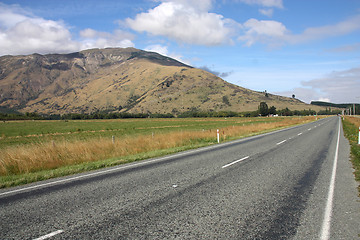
[79,28,135,49]
[158,0,214,12]
[0,3,79,55]
[144,44,188,64]
[0,3,135,56]
[277,67,360,103]
[126,0,238,46]
[0,3,29,28]
[144,44,169,56]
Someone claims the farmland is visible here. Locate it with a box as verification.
[0,116,321,188]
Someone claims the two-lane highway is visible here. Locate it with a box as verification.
[1,116,359,239]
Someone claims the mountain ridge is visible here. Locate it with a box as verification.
[0,47,323,115]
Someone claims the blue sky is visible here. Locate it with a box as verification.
[0,0,359,103]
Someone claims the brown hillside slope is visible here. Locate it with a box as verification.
[0,47,324,114]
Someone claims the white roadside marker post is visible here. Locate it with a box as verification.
[358,127,360,145]
[217,129,220,143]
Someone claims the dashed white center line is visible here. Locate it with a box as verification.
[222,156,250,169]
[276,140,287,145]
[298,132,303,136]
[33,230,64,240]
[308,128,312,131]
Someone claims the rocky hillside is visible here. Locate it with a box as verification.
[0,47,320,115]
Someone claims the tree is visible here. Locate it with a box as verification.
[258,102,269,116]
[279,107,293,116]
[264,90,269,97]
[222,95,231,106]
[269,106,277,115]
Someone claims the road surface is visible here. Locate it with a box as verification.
[1,116,359,239]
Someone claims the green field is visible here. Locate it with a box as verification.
[0,116,320,188]
[0,117,284,148]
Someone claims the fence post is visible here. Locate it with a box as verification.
[217,129,220,143]
[112,135,115,144]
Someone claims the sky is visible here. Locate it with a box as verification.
[0,0,359,104]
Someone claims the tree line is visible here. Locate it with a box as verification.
[0,104,342,121]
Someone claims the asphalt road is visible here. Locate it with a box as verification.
[1,116,359,239]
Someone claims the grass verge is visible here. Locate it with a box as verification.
[342,116,360,194]
[0,144,209,188]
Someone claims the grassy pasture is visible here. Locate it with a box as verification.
[0,117,285,148]
[0,116,320,188]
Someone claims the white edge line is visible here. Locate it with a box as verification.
[0,119,322,198]
[33,230,64,240]
[276,140,287,145]
[222,156,250,169]
[320,118,341,240]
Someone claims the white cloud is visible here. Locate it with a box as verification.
[126,1,238,46]
[239,18,287,46]
[0,3,79,55]
[317,98,331,103]
[259,8,273,17]
[278,67,360,103]
[236,0,283,8]
[144,44,188,64]
[144,44,169,56]
[0,3,30,29]
[0,3,135,56]
[287,15,360,44]
[238,14,360,47]
[79,28,135,49]
[159,0,213,12]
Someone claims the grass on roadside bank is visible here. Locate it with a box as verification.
[0,116,320,188]
[342,116,360,194]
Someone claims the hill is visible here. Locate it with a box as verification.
[311,101,359,109]
[0,47,323,115]
[311,101,359,114]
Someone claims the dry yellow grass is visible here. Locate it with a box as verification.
[345,116,360,128]
[342,116,360,192]
[0,116,318,176]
